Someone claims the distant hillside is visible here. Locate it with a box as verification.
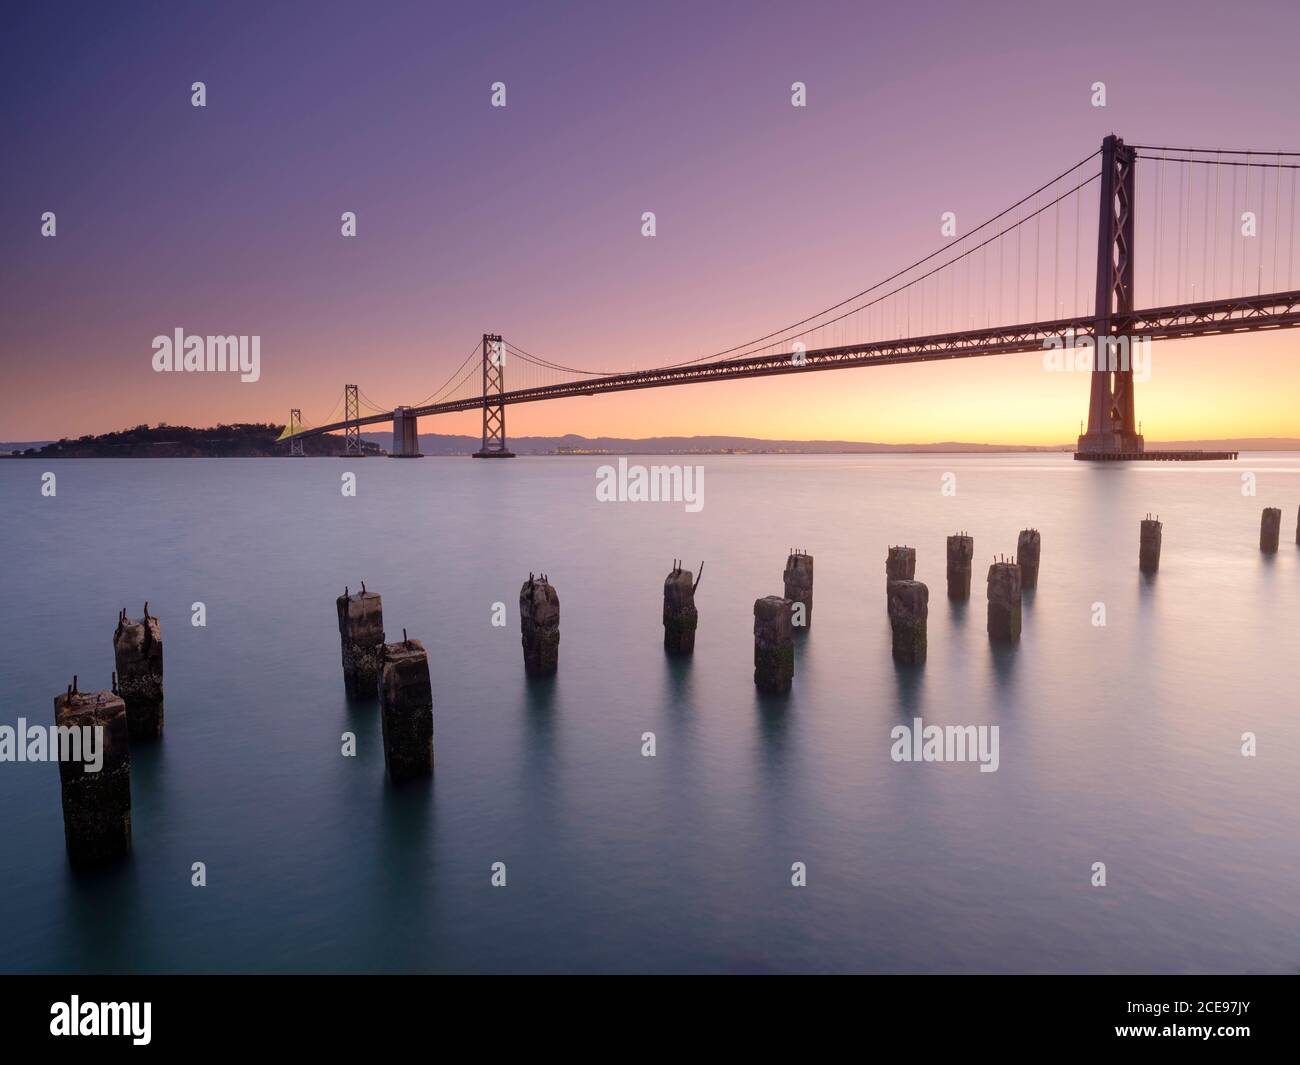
[358,431,1300,456]
[0,441,53,452]
[6,424,1298,458]
[4,423,380,458]
[357,431,1074,455]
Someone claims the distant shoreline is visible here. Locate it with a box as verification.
[4,424,1299,459]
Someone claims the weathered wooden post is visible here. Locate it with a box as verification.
[887,580,928,664]
[113,605,163,739]
[886,545,916,595]
[663,560,701,655]
[378,632,434,783]
[1260,507,1281,553]
[1017,529,1041,589]
[1139,515,1162,574]
[946,534,973,600]
[987,558,1022,643]
[753,596,795,694]
[337,583,385,698]
[520,574,559,676]
[783,550,813,627]
[55,676,132,868]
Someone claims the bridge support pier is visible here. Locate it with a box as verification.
[473,334,516,458]
[887,580,928,665]
[753,596,795,694]
[337,585,385,698]
[113,606,164,740]
[946,534,973,599]
[783,550,813,628]
[1260,508,1281,553]
[663,562,699,656]
[1140,516,1162,574]
[987,560,1022,643]
[379,636,434,783]
[56,679,132,868]
[390,407,422,457]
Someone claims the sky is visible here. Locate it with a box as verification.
[1,0,1298,444]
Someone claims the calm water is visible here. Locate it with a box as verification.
[1,453,1298,974]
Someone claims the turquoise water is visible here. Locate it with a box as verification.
[1,453,1298,973]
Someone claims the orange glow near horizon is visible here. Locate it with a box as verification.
[13,328,1298,446]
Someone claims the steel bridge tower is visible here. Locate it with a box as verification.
[1077,134,1144,457]
[288,408,305,456]
[473,334,515,457]
[343,384,365,456]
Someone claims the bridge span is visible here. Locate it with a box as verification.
[279,136,1300,459]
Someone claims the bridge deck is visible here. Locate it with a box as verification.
[283,289,1300,441]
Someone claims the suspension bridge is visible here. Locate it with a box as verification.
[279,135,1300,460]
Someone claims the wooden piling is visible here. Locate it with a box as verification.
[113,605,163,739]
[663,561,700,656]
[336,584,385,699]
[887,579,928,664]
[520,574,560,676]
[886,545,916,593]
[946,534,973,600]
[783,550,813,627]
[1260,508,1281,553]
[1139,515,1162,574]
[55,677,131,868]
[1017,529,1041,589]
[378,634,434,783]
[987,559,1022,643]
[753,596,795,694]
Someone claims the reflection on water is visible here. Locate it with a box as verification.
[1,453,1298,974]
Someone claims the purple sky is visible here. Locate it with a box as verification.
[3,0,1297,443]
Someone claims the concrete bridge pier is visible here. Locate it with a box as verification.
[113,605,164,739]
[1140,516,1163,574]
[378,633,434,782]
[520,574,560,676]
[337,584,385,698]
[753,596,795,694]
[946,534,974,599]
[663,561,700,656]
[887,580,928,664]
[782,550,813,628]
[1017,529,1041,589]
[1260,508,1281,553]
[56,676,132,868]
[987,559,1022,643]
[390,407,423,457]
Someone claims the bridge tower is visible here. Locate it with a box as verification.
[343,384,365,456]
[1078,134,1144,457]
[473,334,515,458]
[287,409,305,456]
